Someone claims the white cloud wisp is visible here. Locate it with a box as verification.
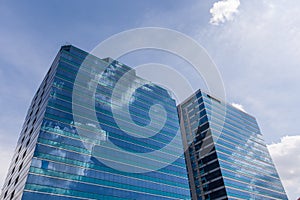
[209,0,240,25]
[231,102,246,112]
[268,135,300,200]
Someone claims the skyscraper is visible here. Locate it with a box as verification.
[0,45,191,200]
[177,90,288,200]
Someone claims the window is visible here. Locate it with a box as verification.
[21,136,25,144]
[24,127,28,134]
[26,139,30,147]
[10,190,14,200]
[14,176,19,185]
[18,163,23,172]
[11,167,15,174]
[35,107,40,115]
[17,145,22,153]
[29,127,34,136]
[41,90,45,98]
[32,118,37,125]
[14,156,19,164]
[29,109,33,117]
[38,98,42,106]
[7,178,11,186]
[22,151,27,159]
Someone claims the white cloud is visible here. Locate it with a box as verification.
[268,135,300,200]
[209,0,240,25]
[231,102,246,112]
[196,0,300,142]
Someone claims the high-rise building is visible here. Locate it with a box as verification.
[0,45,191,200]
[177,90,288,200]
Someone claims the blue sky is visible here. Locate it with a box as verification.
[0,0,299,199]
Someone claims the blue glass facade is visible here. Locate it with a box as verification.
[178,90,288,200]
[1,45,190,200]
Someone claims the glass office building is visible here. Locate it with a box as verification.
[178,90,287,200]
[0,45,191,200]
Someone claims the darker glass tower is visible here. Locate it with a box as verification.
[0,45,191,200]
[177,90,287,200]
